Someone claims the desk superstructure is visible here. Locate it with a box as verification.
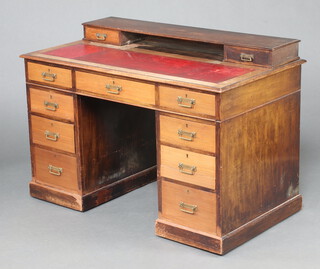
[21,17,304,254]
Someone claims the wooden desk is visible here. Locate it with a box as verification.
[21,17,305,254]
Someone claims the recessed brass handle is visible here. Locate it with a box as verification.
[106,84,122,94]
[240,53,254,62]
[41,71,57,82]
[44,130,60,141]
[48,165,63,176]
[96,33,107,41]
[178,129,196,141]
[177,96,196,108]
[179,202,198,214]
[44,101,59,111]
[178,163,197,175]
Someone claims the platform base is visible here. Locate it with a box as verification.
[155,195,302,255]
[30,166,157,211]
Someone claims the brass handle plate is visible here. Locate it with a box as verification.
[179,202,198,214]
[44,130,60,141]
[178,129,196,141]
[96,33,107,41]
[177,96,196,108]
[240,53,254,62]
[44,101,59,111]
[106,84,122,95]
[48,165,63,176]
[41,71,57,82]
[178,163,197,175]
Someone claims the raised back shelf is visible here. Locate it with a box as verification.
[83,17,300,67]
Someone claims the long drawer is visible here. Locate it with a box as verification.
[161,180,217,234]
[27,62,72,89]
[159,114,215,153]
[29,88,74,121]
[31,115,75,153]
[160,145,216,190]
[75,71,156,106]
[33,147,78,191]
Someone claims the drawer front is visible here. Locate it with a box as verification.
[84,26,122,45]
[31,115,75,153]
[29,88,74,121]
[159,86,216,118]
[159,114,216,153]
[225,45,271,66]
[76,71,156,106]
[33,147,78,191]
[161,180,217,234]
[160,145,215,189]
[27,62,72,88]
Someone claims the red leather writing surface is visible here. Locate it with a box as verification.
[44,44,254,83]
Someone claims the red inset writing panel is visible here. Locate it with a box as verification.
[44,44,254,83]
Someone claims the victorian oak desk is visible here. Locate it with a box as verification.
[21,17,305,254]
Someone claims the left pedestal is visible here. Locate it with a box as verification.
[26,60,157,211]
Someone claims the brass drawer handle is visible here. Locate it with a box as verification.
[179,202,198,214]
[96,33,107,41]
[44,130,60,141]
[106,84,122,95]
[240,53,254,62]
[178,129,196,141]
[41,71,57,82]
[44,101,59,111]
[178,163,197,175]
[177,96,196,108]
[48,165,63,176]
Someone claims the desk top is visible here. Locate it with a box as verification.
[22,40,303,93]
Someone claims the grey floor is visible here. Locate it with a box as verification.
[1,153,319,269]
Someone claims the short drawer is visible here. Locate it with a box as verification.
[76,71,156,106]
[33,147,78,191]
[161,180,217,234]
[29,88,74,121]
[225,45,271,66]
[160,145,215,190]
[159,114,215,153]
[159,86,216,118]
[84,26,125,45]
[31,115,75,153]
[27,62,72,88]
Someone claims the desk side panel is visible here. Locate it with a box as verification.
[219,92,300,234]
[219,65,301,120]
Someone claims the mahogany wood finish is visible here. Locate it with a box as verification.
[33,147,78,191]
[84,27,128,45]
[160,145,216,189]
[27,62,73,89]
[29,87,75,122]
[158,85,216,118]
[21,17,305,254]
[77,96,156,194]
[219,92,301,234]
[159,114,216,153]
[160,180,217,234]
[83,17,298,50]
[31,115,75,153]
[76,71,156,106]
